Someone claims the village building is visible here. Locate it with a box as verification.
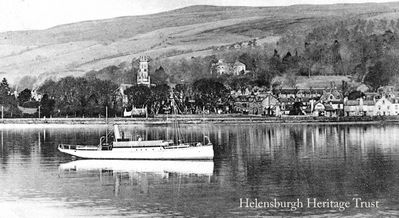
[233,94,264,114]
[311,102,338,117]
[390,97,399,115]
[274,88,324,99]
[232,61,246,75]
[120,56,151,106]
[312,102,325,116]
[211,60,247,76]
[374,96,393,116]
[344,97,376,116]
[31,89,42,101]
[273,88,326,116]
[362,99,375,116]
[212,59,230,75]
[278,98,294,115]
[318,88,344,115]
[261,93,281,116]
[344,99,362,116]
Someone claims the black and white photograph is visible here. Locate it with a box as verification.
[0,0,398,217]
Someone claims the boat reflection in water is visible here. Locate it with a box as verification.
[59,160,214,196]
[59,159,214,176]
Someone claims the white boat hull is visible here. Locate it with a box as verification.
[58,145,214,160]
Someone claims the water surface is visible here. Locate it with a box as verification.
[0,124,398,217]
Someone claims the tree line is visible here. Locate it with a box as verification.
[1,76,232,118]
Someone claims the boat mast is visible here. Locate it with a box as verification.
[106,106,108,143]
[171,90,184,144]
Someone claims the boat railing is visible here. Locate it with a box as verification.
[58,144,99,150]
[170,136,212,147]
[59,144,76,150]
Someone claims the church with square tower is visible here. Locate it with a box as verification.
[137,56,150,87]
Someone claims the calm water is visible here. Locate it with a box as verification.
[0,123,398,217]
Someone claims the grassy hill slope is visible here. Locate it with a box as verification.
[1,3,399,84]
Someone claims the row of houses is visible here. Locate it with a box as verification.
[232,86,399,117]
[345,96,399,116]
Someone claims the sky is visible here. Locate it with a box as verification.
[0,0,397,32]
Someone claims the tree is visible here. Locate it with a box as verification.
[18,89,32,105]
[289,102,304,115]
[37,77,120,117]
[86,78,120,117]
[151,66,168,85]
[192,78,229,113]
[37,79,57,97]
[0,78,11,98]
[364,61,392,90]
[124,85,151,108]
[348,91,365,100]
[150,84,170,114]
[40,94,55,117]
[0,78,20,117]
[238,53,256,71]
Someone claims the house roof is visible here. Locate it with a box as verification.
[18,106,37,114]
[120,83,134,89]
[324,104,335,111]
[299,97,312,102]
[364,92,379,98]
[330,100,343,104]
[363,100,375,106]
[346,100,360,106]
[279,98,296,103]
[233,60,245,67]
[277,89,297,94]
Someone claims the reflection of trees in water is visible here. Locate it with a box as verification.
[212,124,398,207]
[93,170,213,198]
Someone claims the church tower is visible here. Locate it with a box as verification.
[137,56,150,87]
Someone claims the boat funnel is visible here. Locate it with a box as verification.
[114,124,122,141]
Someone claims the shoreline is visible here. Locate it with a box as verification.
[0,115,398,125]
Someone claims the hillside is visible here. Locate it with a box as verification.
[1,3,399,85]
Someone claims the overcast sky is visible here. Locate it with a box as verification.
[0,0,396,32]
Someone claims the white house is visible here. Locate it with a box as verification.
[212,59,247,76]
[344,99,362,116]
[213,59,230,75]
[389,97,399,115]
[374,96,392,116]
[362,100,375,116]
[232,61,246,75]
[313,102,325,116]
[261,93,280,116]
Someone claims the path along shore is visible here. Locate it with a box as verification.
[0,114,398,125]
